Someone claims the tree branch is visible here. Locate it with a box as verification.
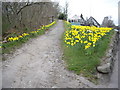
[16,2,44,15]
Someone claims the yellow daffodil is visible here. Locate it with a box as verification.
[64,21,112,49]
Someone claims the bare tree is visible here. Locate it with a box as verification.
[2,1,60,37]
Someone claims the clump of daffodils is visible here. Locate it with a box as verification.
[7,21,56,42]
[8,33,29,42]
[0,42,2,48]
[44,21,56,28]
[64,21,112,49]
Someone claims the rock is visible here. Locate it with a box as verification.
[52,86,58,88]
[106,57,112,63]
[97,73,102,79]
[97,63,111,74]
[106,49,112,58]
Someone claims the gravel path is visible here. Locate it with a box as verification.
[2,20,99,88]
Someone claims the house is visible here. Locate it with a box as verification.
[68,14,100,27]
[68,15,80,22]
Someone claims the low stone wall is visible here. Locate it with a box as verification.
[96,31,119,85]
[97,31,119,74]
[110,31,119,72]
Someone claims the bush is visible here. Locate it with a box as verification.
[58,13,67,20]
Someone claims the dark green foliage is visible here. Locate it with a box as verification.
[58,13,67,20]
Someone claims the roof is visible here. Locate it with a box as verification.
[69,15,80,20]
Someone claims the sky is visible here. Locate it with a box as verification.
[53,0,119,25]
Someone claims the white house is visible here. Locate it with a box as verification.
[68,15,80,22]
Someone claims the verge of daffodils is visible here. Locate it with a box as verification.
[1,21,56,49]
[64,21,113,50]
[7,21,56,42]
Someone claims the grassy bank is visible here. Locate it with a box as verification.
[62,21,114,83]
[2,21,56,59]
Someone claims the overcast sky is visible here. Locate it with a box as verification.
[54,0,119,25]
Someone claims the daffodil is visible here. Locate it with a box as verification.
[64,21,112,49]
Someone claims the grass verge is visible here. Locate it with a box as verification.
[61,21,114,84]
[2,21,56,60]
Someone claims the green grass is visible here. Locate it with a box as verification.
[61,22,114,83]
[2,29,45,54]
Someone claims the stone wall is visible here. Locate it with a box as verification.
[110,31,119,71]
[96,31,119,84]
[97,31,119,74]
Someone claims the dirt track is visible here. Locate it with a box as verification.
[3,20,118,88]
[2,20,99,88]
